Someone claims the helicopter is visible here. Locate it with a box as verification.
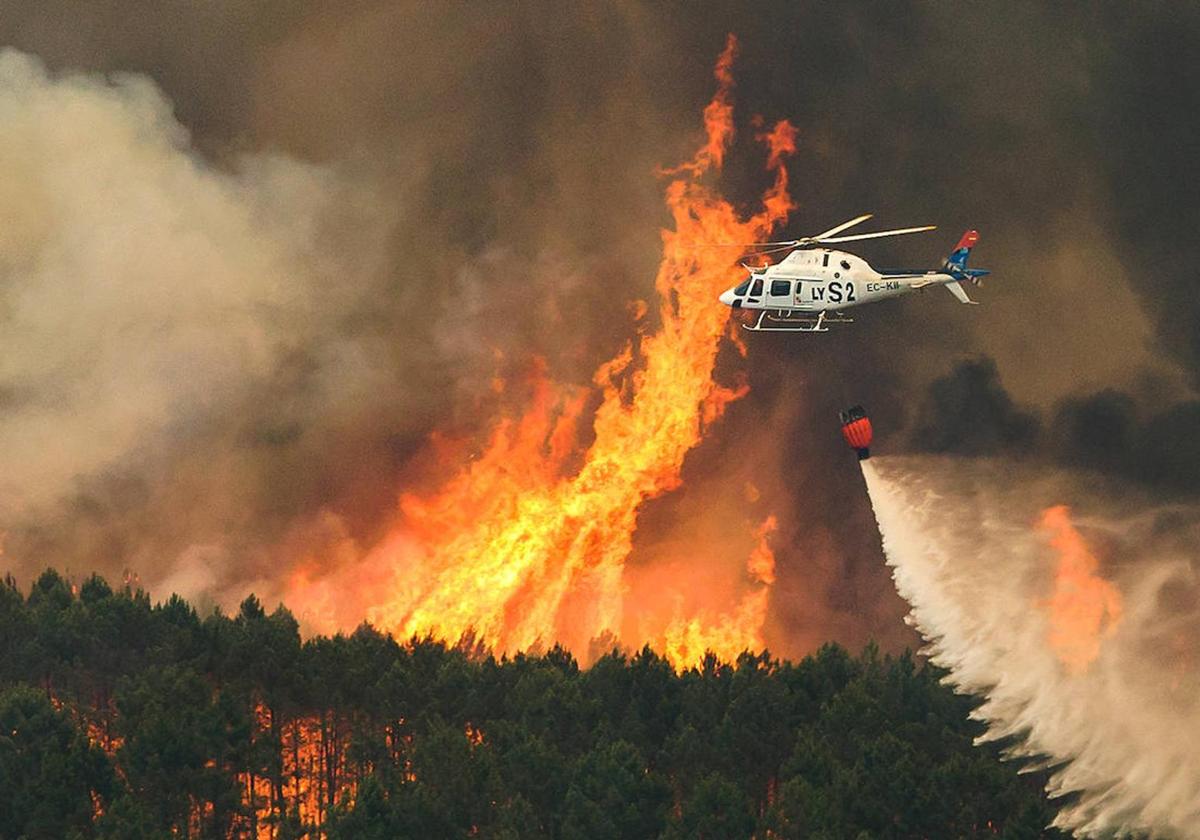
[717,215,989,332]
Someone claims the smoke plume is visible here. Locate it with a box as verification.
[0,49,422,604]
[1,2,1199,673]
[863,454,1200,836]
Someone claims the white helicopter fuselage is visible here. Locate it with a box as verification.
[716,221,987,332]
[718,248,963,313]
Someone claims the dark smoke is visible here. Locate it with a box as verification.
[911,358,1200,499]
[1053,392,1200,495]
[910,357,1039,456]
[1087,5,1200,385]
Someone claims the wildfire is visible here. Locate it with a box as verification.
[1038,505,1123,674]
[662,515,777,667]
[287,35,794,669]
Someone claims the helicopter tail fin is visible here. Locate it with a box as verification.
[943,229,990,286]
[943,230,979,272]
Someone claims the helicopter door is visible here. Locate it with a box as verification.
[745,276,764,305]
[766,278,794,310]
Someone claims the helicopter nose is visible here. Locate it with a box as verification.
[718,288,736,306]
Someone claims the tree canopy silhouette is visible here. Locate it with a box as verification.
[0,570,1065,839]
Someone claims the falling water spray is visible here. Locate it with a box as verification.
[861,455,1200,837]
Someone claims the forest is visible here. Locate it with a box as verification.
[0,570,1066,839]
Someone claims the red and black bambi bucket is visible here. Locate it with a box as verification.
[839,405,873,461]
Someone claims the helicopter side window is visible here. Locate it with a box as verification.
[749,278,763,296]
[733,279,751,296]
[770,279,792,296]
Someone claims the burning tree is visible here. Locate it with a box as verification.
[0,570,1066,839]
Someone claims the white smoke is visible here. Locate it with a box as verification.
[1,51,294,501]
[862,455,1200,837]
[0,50,413,596]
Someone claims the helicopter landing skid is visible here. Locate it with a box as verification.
[741,310,850,333]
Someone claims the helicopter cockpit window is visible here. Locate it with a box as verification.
[749,278,764,296]
[734,279,751,296]
[840,259,851,270]
[770,280,792,296]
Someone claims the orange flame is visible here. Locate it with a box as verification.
[661,515,778,667]
[286,35,795,669]
[685,33,739,176]
[1038,505,1123,674]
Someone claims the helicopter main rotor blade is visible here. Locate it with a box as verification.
[819,225,936,243]
[693,217,872,249]
[809,214,873,241]
[692,240,800,248]
[746,243,802,258]
[693,219,930,249]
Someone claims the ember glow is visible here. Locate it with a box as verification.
[1038,504,1123,674]
[285,35,794,668]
